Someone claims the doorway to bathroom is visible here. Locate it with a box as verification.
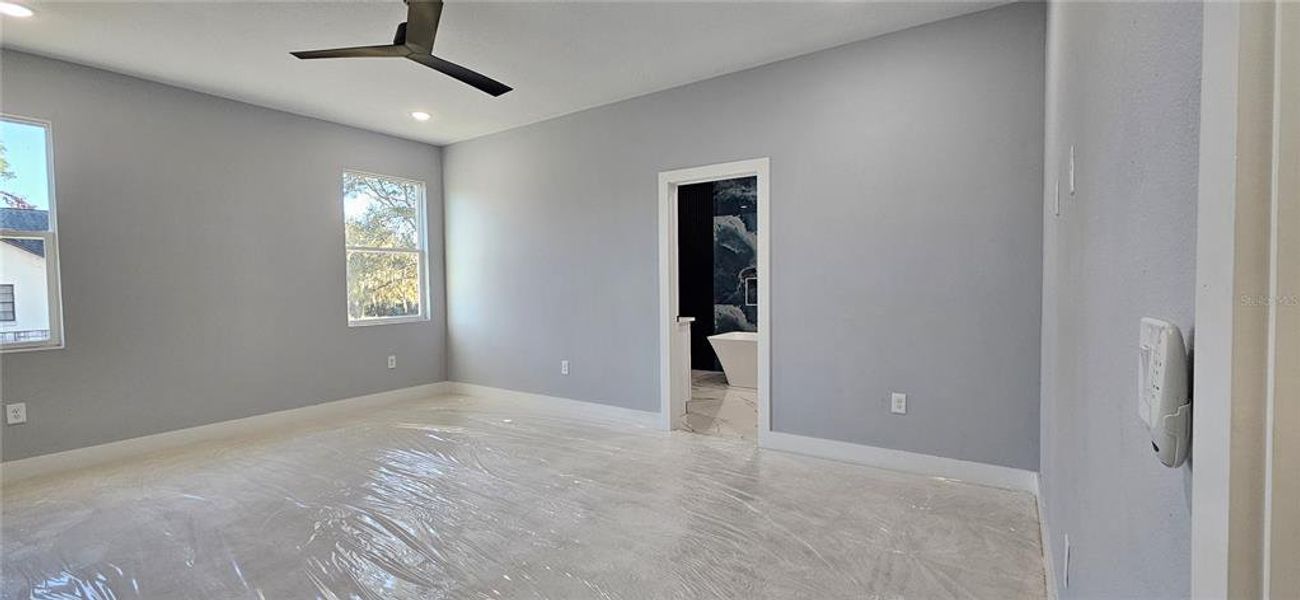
[658,158,770,441]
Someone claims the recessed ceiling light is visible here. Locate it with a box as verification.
[0,2,34,17]
[410,111,432,122]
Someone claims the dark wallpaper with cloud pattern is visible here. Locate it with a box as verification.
[711,177,758,333]
[679,176,758,370]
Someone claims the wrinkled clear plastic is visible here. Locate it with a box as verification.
[2,395,1045,599]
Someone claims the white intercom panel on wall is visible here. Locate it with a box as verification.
[1138,318,1191,467]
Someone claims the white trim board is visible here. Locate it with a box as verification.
[1192,3,1284,596]
[442,382,660,428]
[658,158,771,434]
[759,430,1040,494]
[1,381,453,485]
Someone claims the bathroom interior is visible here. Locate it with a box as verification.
[676,176,759,440]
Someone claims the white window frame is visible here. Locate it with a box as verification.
[1,114,64,353]
[0,284,14,322]
[341,169,430,327]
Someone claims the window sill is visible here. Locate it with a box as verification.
[1,341,64,354]
[347,315,430,328]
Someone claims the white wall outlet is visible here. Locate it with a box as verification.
[387,355,397,370]
[6,403,27,425]
[561,360,570,376]
[890,392,907,415]
[1062,534,1071,588]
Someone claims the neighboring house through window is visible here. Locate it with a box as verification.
[342,171,429,326]
[0,115,64,350]
[0,284,14,322]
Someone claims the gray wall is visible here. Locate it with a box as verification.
[1039,1,1200,597]
[0,51,447,461]
[445,3,1045,469]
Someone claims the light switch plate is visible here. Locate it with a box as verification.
[387,355,396,369]
[561,360,570,376]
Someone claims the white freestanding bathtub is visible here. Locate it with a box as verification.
[707,331,758,389]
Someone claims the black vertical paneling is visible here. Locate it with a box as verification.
[677,182,719,370]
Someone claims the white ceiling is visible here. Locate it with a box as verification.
[1,1,1003,146]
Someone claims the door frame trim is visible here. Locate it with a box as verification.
[1192,2,1292,595]
[657,158,770,435]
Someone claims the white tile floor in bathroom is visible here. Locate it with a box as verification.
[1,391,1046,599]
[678,370,759,440]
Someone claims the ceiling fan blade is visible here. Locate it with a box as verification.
[407,53,512,97]
[292,44,407,60]
[403,0,443,51]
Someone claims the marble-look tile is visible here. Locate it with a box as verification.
[679,369,758,440]
[692,369,730,388]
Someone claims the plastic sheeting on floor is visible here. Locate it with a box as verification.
[2,394,1045,599]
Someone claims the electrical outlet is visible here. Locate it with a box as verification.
[890,393,907,415]
[387,355,397,370]
[1063,534,1071,588]
[561,360,570,376]
[6,403,27,425]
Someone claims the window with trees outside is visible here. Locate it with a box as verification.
[343,171,428,326]
[0,115,63,351]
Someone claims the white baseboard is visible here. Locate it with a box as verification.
[759,430,1040,493]
[1,381,453,485]
[442,382,660,428]
[442,386,1040,495]
[760,426,1053,593]
[4,380,1039,503]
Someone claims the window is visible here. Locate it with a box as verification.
[0,285,13,321]
[342,171,428,325]
[0,116,62,350]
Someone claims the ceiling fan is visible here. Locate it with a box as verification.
[291,0,511,97]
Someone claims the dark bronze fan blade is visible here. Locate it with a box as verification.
[403,0,443,51]
[407,53,512,96]
[291,44,408,59]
